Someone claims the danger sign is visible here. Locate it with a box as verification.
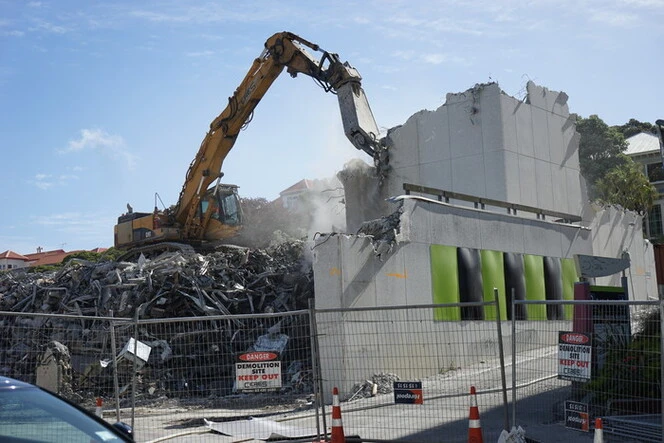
[558,332,592,382]
[236,352,281,392]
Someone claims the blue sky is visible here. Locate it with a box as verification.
[1,0,663,254]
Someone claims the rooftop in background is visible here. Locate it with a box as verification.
[625,132,660,156]
[0,251,30,262]
[1,248,109,267]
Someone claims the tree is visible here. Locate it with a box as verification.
[576,115,628,198]
[614,118,657,139]
[595,155,657,214]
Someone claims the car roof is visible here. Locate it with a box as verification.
[0,376,36,390]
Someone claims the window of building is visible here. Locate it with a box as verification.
[647,162,664,182]
[649,204,663,237]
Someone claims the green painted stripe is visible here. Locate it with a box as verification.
[524,254,546,320]
[430,244,460,321]
[481,250,506,320]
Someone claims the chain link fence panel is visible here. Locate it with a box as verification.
[314,302,507,442]
[512,298,663,442]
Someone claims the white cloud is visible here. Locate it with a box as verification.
[32,174,54,190]
[186,50,214,57]
[422,54,446,65]
[621,0,664,8]
[30,19,70,34]
[590,10,639,26]
[62,128,137,169]
[2,30,25,37]
[30,172,79,190]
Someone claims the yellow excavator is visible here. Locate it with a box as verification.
[114,32,387,255]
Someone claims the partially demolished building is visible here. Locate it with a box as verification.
[315,81,656,393]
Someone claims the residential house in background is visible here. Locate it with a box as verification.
[0,247,109,270]
[624,132,663,239]
[275,177,347,233]
[276,179,315,212]
[0,250,31,270]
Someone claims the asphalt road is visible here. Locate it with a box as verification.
[111,347,648,442]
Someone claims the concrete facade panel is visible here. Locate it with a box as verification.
[475,212,526,253]
[534,159,554,210]
[499,95,519,155]
[374,248,408,306]
[547,114,566,166]
[447,101,483,159]
[312,235,342,310]
[479,85,503,153]
[451,155,486,196]
[515,102,535,158]
[565,167,584,214]
[419,160,453,192]
[502,150,521,203]
[403,243,434,305]
[483,150,507,201]
[531,106,551,162]
[563,127,580,170]
[517,155,537,207]
[418,107,450,164]
[520,219,564,257]
[526,81,570,117]
[387,165,421,197]
[388,116,420,169]
[551,166,566,212]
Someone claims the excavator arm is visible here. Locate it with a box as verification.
[174,31,386,240]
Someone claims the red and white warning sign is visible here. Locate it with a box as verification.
[236,352,281,392]
[558,331,592,382]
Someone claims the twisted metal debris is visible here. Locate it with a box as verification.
[0,241,315,403]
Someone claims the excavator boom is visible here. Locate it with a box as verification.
[114,32,386,252]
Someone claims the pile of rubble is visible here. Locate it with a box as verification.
[0,241,313,317]
[0,241,315,402]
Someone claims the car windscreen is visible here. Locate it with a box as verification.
[0,387,126,442]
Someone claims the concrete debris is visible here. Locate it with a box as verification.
[356,204,403,260]
[348,372,400,401]
[0,241,315,401]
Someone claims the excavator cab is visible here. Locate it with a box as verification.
[201,184,242,226]
[198,184,243,241]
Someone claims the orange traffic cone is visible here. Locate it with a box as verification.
[95,397,103,418]
[594,417,603,443]
[468,386,483,443]
[331,387,346,443]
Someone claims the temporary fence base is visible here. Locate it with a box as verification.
[602,414,662,442]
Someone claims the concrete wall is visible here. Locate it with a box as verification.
[584,204,657,299]
[342,82,585,231]
[312,198,656,396]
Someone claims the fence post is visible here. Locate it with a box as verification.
[131,309,139,433]
[308,298,327,440]
[109,310,122,425]
[511,288,517,429]
[660,299,664,438]
[494,288,510,432]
